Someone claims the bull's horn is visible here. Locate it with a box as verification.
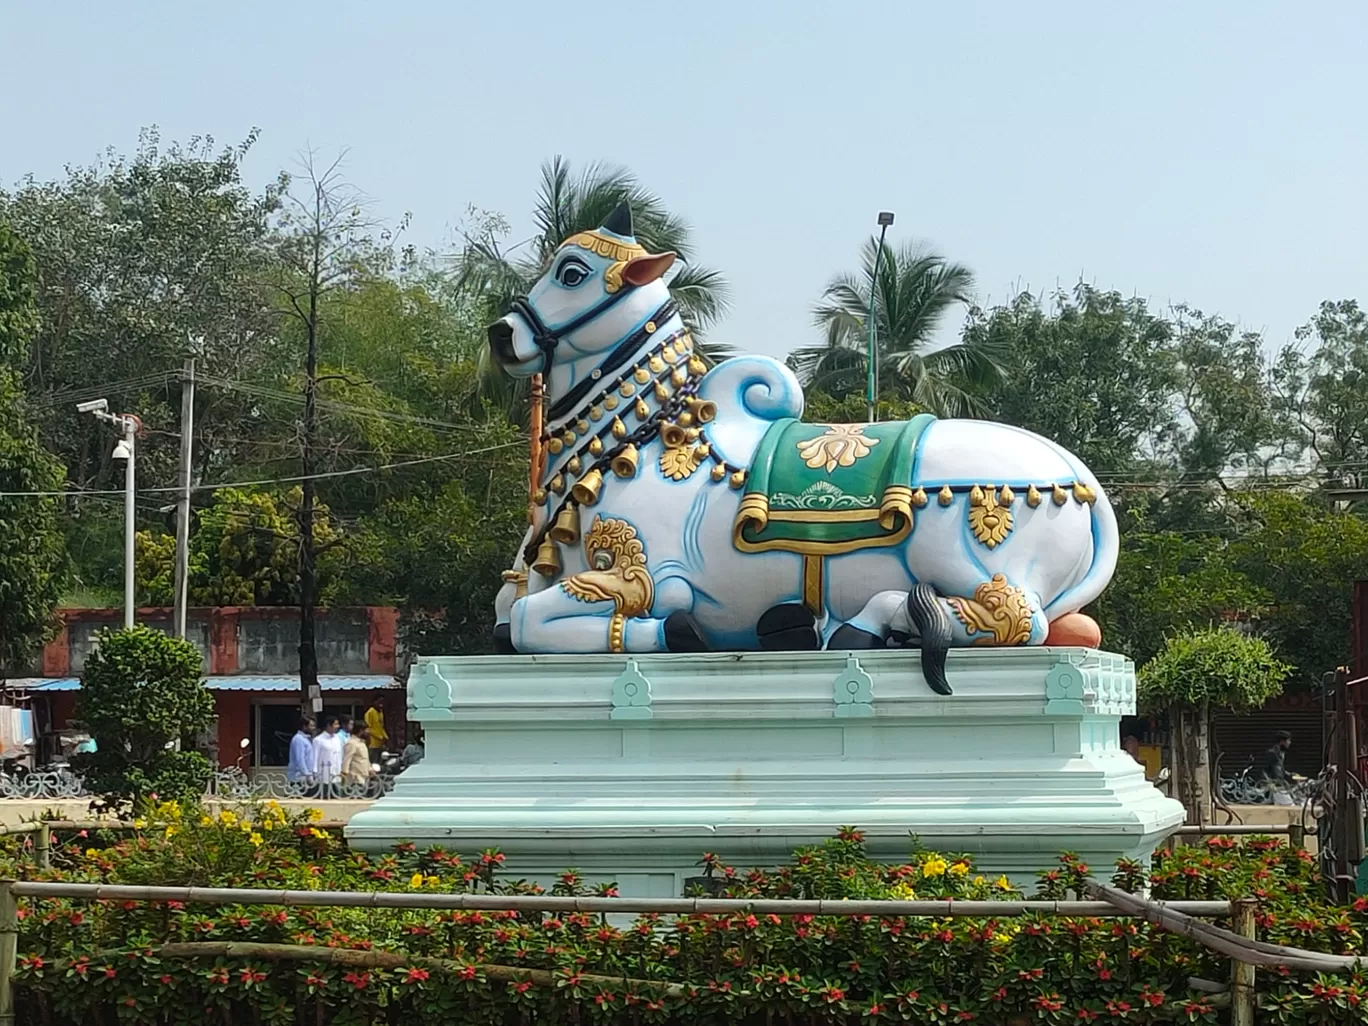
[601,201,633,238]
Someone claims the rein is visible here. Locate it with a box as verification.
[543,300,678,425]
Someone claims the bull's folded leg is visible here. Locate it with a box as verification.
[826,623,885,649]
[492,622,516,654]
[509,588,672,654]
[756,603,819,651]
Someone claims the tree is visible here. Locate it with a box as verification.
[268,153,393,715]
[1139,626,1290,824]
[788,238,1000,417]
[802,389,924,425]
[0,224,67,672]
[457,157,732,359]
[72,625,215,802]
[135,487,345,607]
[966,287,1178,475]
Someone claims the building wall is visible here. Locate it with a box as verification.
[41,607,399,676]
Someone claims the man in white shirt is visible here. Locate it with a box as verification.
[311,717,344,799]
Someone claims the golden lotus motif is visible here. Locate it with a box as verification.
[659,443,705,481]
[967,485,1014,549]
[947,574,1033,646]
[796,424,880,473]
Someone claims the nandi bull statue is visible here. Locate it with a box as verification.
[488,204,1118,693]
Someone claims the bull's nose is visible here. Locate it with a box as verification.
[487,320,515,364]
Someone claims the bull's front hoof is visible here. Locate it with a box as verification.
[757,603,819,651]
[492,622,516,655]
[665,611,710,652]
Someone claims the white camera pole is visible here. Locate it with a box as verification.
[76,399,138,629]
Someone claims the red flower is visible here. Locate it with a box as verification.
[103,966,117,979]
[403,967,430,984]
[865,1002,884,1016]
[513,980,533,994]
[239,967,267,985]
[158,974,173,985]
[458,964,478,981]
[342,971,370,990]
[824,986,846,1003]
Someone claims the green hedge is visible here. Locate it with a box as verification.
[6,806,1365,1024]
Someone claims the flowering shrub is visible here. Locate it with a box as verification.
[3,809,1364,1025]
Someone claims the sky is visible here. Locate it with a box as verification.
[2,1,1364,362]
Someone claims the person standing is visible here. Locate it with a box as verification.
[311,717,344,799]
[340,726,372,790]
[286,717,315,794]
[1258,730,1295,805]
[364,701,388,762]
[337,716,353,745]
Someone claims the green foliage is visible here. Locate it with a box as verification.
[72,625,214,801]
[1139,625,1291,712]
[0,221,40,365]
[802,389,924,425]
[789,237,999,417]
[0,229,67,669]
[6,818,1364,1025]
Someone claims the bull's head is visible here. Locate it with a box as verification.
[486,203,677,387]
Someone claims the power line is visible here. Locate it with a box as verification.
[0,440,525,497]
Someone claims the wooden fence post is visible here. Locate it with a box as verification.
[35,824,50,870]
[0,879,17,1026]
[1230,896,1258,1026]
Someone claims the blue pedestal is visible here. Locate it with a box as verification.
[346,647,1183,894]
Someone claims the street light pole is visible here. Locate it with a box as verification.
[867,211,895,423]
[76,399,138,629]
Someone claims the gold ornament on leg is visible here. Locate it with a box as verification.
[968,485,1014,549]
[947,574,1033,646]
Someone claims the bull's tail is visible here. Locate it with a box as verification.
[906,583,954,695]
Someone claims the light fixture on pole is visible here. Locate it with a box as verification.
[867,211,895,423]
[77,399,139,629]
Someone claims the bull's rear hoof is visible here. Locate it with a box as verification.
[665,611,710,652]
[757,603,819,651]
[827,624,885,650]
[492,622,516,654]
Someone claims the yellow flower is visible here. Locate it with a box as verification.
[972,875,985,887]
[308,827,328,840]
[888,882,917,901]
[994,932,1013,944]
[949,861,969,877]
[425,876,441,888]
[164,825,179,839]
[994,875,1012,891]
[306,808,324,824]
[85,848,99,858]
[239,820,252,833]
[218,810,237,826]
[410,872,424,888]
[922,857,948,878]
[199,815,213,826]
[132,818,147,830]
[157,799,183,821]
[263,800,282,815]
[249,832,263,847]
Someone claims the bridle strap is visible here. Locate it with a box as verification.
[545,300,678,425]
[509,283,641,381]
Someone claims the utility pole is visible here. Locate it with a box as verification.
[866,211,894,423]
[173,358,195,639]
[298,245,321,724]
[76,400,138,629]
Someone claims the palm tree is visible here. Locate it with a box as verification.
[458,157,732,362]
[788,238,1005,418]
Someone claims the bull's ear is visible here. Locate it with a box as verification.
[621,251,676,286]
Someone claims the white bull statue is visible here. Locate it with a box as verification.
[487,204,1118,693]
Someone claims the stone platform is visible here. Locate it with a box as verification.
[344,647,1184,894]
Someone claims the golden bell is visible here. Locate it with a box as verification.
[549,505,580,544]
[611,444,640,478]
[588,437,604,455]
[532,537,561,577]
[571,468,603,506]
[710,464,727,481]
[653,381,669,402]
[660,422,688,448]
[547,437,564,455]
[611,416,627,439]
[566,456,582,475]
[634,398,650,419]
[687,398,717,424]
[549,473,565,494]
[729,470,747,489]
[688,356,707,376]
[670,366,687,388]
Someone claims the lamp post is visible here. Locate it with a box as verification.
[867,211,895,423]
[76,399,138,628]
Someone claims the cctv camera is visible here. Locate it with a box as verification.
[75,398,108,414]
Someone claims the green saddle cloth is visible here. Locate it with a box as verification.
[733,415,935,555]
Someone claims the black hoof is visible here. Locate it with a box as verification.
[665,611,710,652]
[827,624,885,650]
[906,584,953,696]
[492,622,516,654]
[757,603,819,651]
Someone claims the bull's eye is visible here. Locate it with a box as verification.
[592,550,614,571]
[555,257,592,288]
